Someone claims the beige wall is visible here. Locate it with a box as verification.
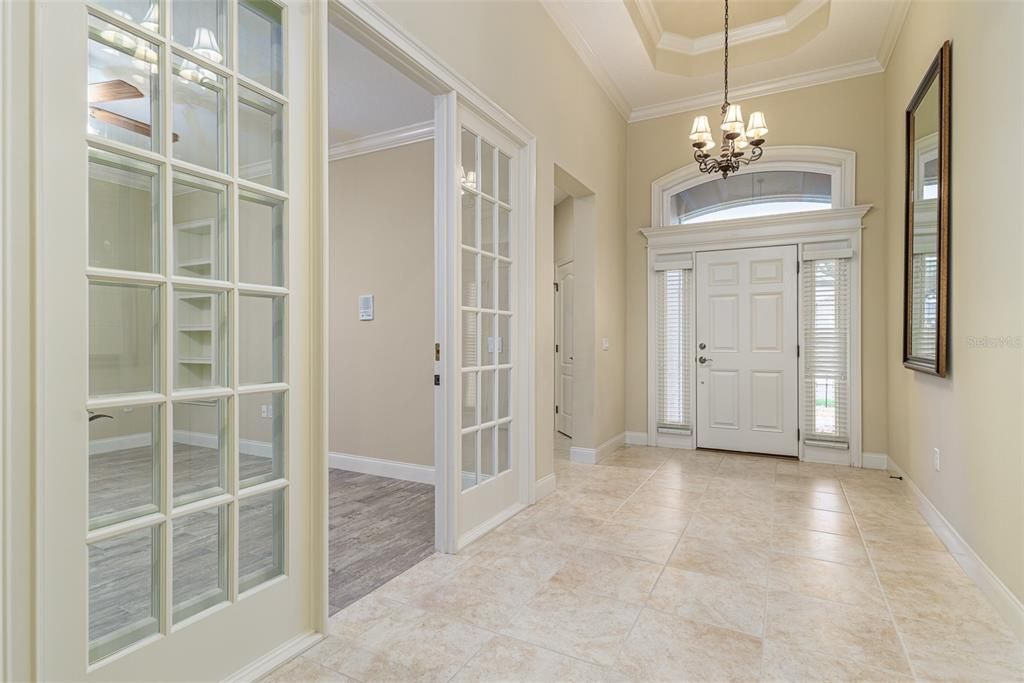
[328,141,435,467]
[625,74,889,453]
[883,0,1024,601]
[380,1,628,477]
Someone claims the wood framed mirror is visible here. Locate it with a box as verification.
[903,41,951,376]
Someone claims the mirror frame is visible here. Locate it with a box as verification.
[903,40,952,377]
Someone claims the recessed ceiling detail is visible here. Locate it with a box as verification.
[541,0,910,122]
[626,0,831,75]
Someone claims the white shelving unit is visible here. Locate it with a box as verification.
[174,220,219,387]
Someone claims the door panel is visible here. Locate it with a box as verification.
[555,260,574,437]
[696,246,798,456]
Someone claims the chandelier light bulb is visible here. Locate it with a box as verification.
[746,111,768,140]
[690,115,712,141]
[721,104,745,137]
[192,27,223,63]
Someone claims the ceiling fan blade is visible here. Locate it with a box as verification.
[88,79,143,104]
[89,107,179,142]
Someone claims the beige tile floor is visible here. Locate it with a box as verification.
[266,437,1024,682]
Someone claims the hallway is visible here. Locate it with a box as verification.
[267,445,1024,682]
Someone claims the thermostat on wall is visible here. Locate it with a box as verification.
[358,294,374,321]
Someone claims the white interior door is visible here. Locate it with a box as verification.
[695,246,798,456]
[555,260,574,437]
[454,106,525,547]
[35,2,313,679]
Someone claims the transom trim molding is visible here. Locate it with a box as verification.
[651,145,857,228]
[328,120,434,161]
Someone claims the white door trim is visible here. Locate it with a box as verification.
[325,0,538,561]
[644,205,870,466]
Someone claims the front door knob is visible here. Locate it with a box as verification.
[698,356,709,365]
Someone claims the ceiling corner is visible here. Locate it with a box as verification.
[877,0,911,69]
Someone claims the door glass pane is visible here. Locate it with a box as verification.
[498,314,511,365]
[239,489,284,591]
[89,525,160,663]
[462,312,478,368]
[173,173,228,280]
[462,251,478,307]
[89,282,160,396]
[460,129,477,190]
[174,290,228,389]
[460,193,477,248]
[498,152,510,204]
[239,0,284,93]
[89,403,160,528]
[497,423,510,473]
[480,370,494,424]
[498,368,510,419]
[239,86,283,189]
[89,149,161,273]
[461,371,477,429]
[480,255,495,310]
[88,15,160,152]
[498,260,510,312]
[173,398,226,504]
[480,199,495,254]
[480,426,494,480]
[480,141,495,197]
[461,431,477,491]
[93,1,160,31]
[498,206,510,258]
[240,295,284,385]
[239,391,284,486]
[239,190,285,286]
[173,505,227,623]
[173,0,227,66]
[172,52,227,172]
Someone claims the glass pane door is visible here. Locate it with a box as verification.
[36,1,305,679]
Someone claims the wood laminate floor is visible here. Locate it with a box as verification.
[329,469,435,614]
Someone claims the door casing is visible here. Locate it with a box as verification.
[554,258,574,438]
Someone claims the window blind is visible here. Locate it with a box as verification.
[910,253,938,359]
[656,268,692,431]
[803,258,850,446]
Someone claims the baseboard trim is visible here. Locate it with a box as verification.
[570,431,625,464]
[861,451,888,470]
[888,461,1024,641]
[90,431,272,458]
[222,631,323,683]
[88,432,152,456]
[328,451,435,485]
[457,502,526,550]
[625,431,649,446]
[535,472,556,501]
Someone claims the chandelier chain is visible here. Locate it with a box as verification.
[722,0,729,115]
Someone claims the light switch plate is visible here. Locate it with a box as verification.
[358,294,374,321]
[602,337,610,351]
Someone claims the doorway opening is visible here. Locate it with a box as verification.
[326,21,437,614]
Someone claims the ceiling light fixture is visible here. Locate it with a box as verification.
[690,0,769,179]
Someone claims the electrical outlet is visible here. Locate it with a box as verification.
[933,447,941,472]
[261,404,273,418]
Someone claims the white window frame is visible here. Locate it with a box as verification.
[645,146,870,467]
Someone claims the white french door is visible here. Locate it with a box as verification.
[555,260,574,437]
[695,246,799,456]
[453,105,526,547]
[35,1,313,679]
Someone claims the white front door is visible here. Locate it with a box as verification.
[35,2,313,679]
[454,105,526,548]
[555,260,574,437]
[695,246,798,456]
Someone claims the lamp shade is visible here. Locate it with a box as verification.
[689,115,712,141]
[721,104,745,135]
[746,111,768,139]
[733,133,749,151]
[101,11,138,50]
[192,27,223,63]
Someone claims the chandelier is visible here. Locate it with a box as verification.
[689,0,769,179]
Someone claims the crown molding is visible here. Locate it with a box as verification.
[641,0,829,56]
[328,120,433,161]
[629,57,884,123]
[539,0,632,121]
[877,0,911,68]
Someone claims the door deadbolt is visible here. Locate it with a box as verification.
[698,342,707,350]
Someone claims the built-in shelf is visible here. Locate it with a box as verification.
[173,221,220,388]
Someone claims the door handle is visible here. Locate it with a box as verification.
[698,356,711,365]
